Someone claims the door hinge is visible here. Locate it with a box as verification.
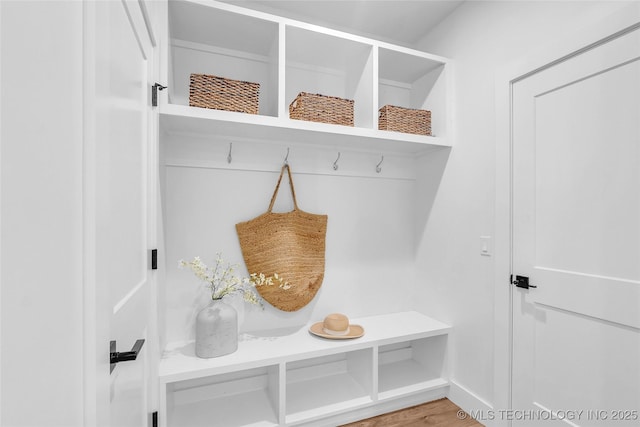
[152,83,167,107]
[152,411,158,427]
[511,274,537,289]
[151,249,158,270]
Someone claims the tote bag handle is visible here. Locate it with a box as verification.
[268,164,299,212]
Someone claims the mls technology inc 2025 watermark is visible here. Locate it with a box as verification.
[457,409,639,423]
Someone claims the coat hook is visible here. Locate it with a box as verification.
[376,155,384,173]
[284,147,290,165]
[333,152,341,171]
[227,142,233,164]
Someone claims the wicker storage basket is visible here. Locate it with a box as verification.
[378,105,431,136]
[289,92,354,127]
[189,73,259,114]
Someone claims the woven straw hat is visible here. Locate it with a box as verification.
[309,313,364,339]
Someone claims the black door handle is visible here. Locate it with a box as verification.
[110,339,145,374]
[511,275,537,289]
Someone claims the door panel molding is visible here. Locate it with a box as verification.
[535,266,640,286]
[531,268,640,330]
[512,21,640,85]
[534,56,640,99]
[535,301,640,334]
[494,3,640,425]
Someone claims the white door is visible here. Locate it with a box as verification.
[85,0,157,425]
[511,20,640,427]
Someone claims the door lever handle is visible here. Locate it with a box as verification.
[110,339,145,373]
[511,275,537,289]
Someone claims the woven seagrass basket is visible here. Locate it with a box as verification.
[236,165,327,312]
[189,73,259,114]
[289,92,354,127]
[378,105,431,136]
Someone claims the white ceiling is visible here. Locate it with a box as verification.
[218,0,465,47]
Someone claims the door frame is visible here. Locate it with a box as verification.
[494,4,640,426]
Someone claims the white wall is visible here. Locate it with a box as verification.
[161,136,418,344]
[1,1,84,426]
[412,0,636,414]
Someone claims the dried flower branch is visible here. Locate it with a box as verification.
[179,253,291,307]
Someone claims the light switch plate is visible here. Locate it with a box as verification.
[480,236,492,256]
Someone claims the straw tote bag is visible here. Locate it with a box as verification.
[236,165,328,312]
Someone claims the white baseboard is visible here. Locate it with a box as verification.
[448,380,495,426]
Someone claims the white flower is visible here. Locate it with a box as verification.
[179,253,263,306]
[179,254,293,308]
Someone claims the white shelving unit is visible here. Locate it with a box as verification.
[158,2,453,425]
[160,0,452,157]
[159,311,451,427]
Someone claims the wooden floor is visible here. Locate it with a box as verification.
[340,398,484,427]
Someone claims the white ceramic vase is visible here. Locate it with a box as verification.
[195,299,238,358]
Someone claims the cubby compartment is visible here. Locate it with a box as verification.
[377,335,448,400]
[286,26,374,128]
[165,366,281,427]
[161,1,452,154]
[285,350,374,424]
[168,0,279,116]
[378,47,447,137]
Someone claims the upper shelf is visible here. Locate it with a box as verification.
[160,104,450,155]
[162,0,452,155]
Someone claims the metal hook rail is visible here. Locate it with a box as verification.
[284,147,290,165]
[209,144,399,178]
[376,155,384,173]
[333,152,341,171]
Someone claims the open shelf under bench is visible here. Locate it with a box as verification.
[159,311,451,427]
